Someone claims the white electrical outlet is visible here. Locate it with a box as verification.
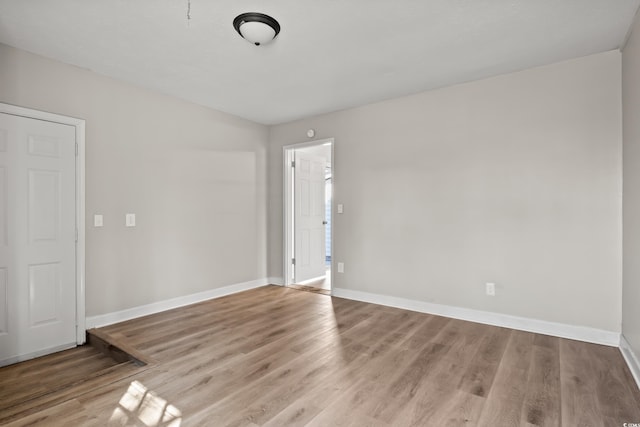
[337,262,344,273]
[94,214,103,227]
[125,213,136,227]
[486,282,496,296]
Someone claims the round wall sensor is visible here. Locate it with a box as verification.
[307,129,315,138]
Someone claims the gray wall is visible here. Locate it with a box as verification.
[269,51,622,332]
[0,44,269,317]
[623,15,640,358]
[0,42,626,334]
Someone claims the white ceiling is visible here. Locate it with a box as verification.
[0,1,639,125]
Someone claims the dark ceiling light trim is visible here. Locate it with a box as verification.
[233,12,281,46]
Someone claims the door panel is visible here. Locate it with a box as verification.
[294,151,326,282]
[29,262,61,326]
[0,166,7,246]
[29,170,61,242]
[0,113,77,366]
[0,268,7,334]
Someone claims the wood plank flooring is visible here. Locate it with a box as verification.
[0,345,143,424]
[1,285,639,426]
[285,283,331,295]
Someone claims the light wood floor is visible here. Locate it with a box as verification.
[297,268,331,291]
[1,285,639,426]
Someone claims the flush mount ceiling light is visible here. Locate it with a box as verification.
[233,12,280,46]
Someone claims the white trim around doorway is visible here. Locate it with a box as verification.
[282,138,334,292]
[0,102,86,345]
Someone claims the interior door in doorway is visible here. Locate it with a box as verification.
[294,151,326,282]
[0,113,77,366]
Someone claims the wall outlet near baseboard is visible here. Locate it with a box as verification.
[486,282,496,296]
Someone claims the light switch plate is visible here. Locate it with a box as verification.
[337,204,344,214]
[94,214,103,227]
[125,213,136,227]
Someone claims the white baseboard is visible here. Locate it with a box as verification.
[85,280,621,348]
[1,342,76,367]
[620,335,640,390]
[332,287,620,347]
[86,278,270,329]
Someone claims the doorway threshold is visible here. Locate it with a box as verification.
[0,330,152,424]
[286,284,331,296]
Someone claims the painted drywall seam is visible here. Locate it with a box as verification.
[86,278,272,329]
[332,287,620,347]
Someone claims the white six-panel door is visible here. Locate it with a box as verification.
[294,151,326,282]
[0,113,77,366]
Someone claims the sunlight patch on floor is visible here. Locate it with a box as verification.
[109,380,181,426]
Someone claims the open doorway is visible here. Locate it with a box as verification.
[283,139,333,294]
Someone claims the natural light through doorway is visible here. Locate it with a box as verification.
[284,139,334,292]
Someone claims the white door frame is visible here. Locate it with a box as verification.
[0,102,86,345]
[283,138,334,290]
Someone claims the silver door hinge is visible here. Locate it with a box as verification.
[291,161,295,168]
[75,229,78,242]
[292,258,295,265]
[75,142,79,156]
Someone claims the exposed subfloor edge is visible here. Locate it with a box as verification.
[87,328,156,367]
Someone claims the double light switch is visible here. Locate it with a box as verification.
[93,214,137,227]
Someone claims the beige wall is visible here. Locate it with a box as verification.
[0,44,269,317]
[0,42,625,334]
[623,15,640,357]
[269,51,622,332]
